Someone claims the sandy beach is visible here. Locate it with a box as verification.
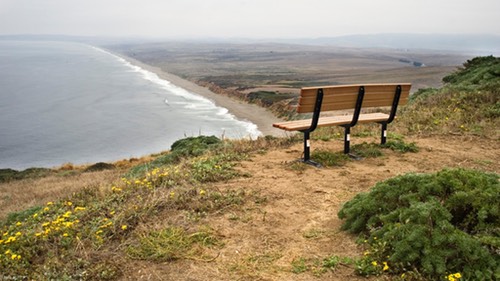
[121,55,287,137]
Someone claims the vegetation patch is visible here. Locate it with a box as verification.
[126,226,220,262]
[382,139,419,153]
[338,168,500,280]
[84,162,115,172]
[291,255,353,277]
[311,150,350,167]
[0,167,53,183]
[351,142,384,158]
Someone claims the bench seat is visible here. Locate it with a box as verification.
[273,112,390,131]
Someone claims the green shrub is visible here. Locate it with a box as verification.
[338,168,499,280]
[442,56,500,86]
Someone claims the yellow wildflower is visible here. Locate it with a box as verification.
[5,236,16,243]
[74,206,86,212]
[447,273,462,281]
[63,233,69,237]
[383,261,389,271]
[200,189,206,196]
[371,261,377,266]
[46,202,54,206]
[16,222,22,226]
[15,232,21,236]
[121,225,128,230]
[66,201,73,206]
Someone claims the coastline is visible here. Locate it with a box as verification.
[120,55,287,137]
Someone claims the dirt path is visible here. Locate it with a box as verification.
[120,135,498,280]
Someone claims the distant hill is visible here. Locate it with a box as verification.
[285,34,500,56]
[2,34,499,56]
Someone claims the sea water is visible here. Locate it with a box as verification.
[0,40,261,170]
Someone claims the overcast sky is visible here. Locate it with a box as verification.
[1,0,499,39]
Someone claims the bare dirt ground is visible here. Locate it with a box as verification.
[119,135,499,281]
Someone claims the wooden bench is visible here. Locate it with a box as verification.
[273,83,412,165]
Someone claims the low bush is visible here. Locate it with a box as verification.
[338,168,499,280]
[0,168,53,183]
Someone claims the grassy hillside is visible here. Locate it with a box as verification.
[0,57,498,280]
[399,56,499,138]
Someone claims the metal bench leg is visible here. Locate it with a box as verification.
[344,126,351,154]
[301,131,321,167]
[381,123,388,144]
[344,126,363,160]
[303,131,311,162]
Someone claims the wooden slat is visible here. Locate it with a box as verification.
[272,113,390,131]
[297,83,411,113]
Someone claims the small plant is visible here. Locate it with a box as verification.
[351,142,383,158]
[290,255,354,276]
[382,139,419,153]
[338,168,499,280]
[291,257,308,274]
[311,150,350,167]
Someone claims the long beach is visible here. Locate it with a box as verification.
[121,55,287,137]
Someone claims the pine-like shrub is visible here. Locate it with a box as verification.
[338,168,499,280]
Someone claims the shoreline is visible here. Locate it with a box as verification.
[120,55,287,137]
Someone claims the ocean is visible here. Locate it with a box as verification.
[0,40,261,170]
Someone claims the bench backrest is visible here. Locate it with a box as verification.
[297,83,412,113]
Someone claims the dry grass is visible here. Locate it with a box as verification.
[0,156,157,220]
[0,169,122,220]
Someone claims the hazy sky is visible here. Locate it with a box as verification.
[1,0,499,38]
